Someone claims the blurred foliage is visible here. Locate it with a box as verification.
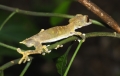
[0,12,37,42]
[0,70,4,76]
[1,0,120,76]
[0,11,38,63]
[0,0,73,76]
[50,0,72,26]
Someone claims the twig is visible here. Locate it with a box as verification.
[77,0,120,33]
[0,4,73,18]
[0,57,32,70]
[0,42,17,51]
[0,9,18,30]
[45,32,120,53]
[64,40,83,76]
[0,4,105,27]
[86,32,119,38]
[0,32,120,53]
[20,60,32,76]
[0,32,119,70]
[0,59,20,70]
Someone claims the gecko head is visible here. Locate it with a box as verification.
[20,39,35,47]
[69,14,92,29]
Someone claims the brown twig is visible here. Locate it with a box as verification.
[78,0,120,33]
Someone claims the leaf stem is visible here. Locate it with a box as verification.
[64,40,83,76]
[0,9,18,30]
[20,60,32,76]
[0,42,17,50]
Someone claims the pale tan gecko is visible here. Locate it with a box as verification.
[17,14,92,64]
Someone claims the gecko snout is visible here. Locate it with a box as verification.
[19,41,24,44]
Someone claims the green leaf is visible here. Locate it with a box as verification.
[56,45,72,76]
[50,0,72,26]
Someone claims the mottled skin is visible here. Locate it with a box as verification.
[17,14,92,64]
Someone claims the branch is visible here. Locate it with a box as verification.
[0,32,119,53]
[0,32,119,69]
[0,10,17,30]
[0,4,105,27]
[0,4,73,18]
[77,0,120,33]
[47,32,120,51]
[0,42,17,51]
[0,57,33,70]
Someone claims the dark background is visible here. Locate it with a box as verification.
[0,0,120,76]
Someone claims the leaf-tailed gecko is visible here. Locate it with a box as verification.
[17,14,92,64]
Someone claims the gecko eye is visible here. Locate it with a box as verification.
[85,15,89,22]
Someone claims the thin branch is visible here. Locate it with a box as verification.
[0,59,20,70]
[0,4,73,18]
[64,40,83,76]
[0,4,105,27]
[0,32,119,70]
[86,32,119,38]
[0,57,33,70]
[47,32,120,51]
[0,9,18,30]
[77,0,120,33]
[0,32,120,52]
[0,42,17,51]
[20,60,32,76]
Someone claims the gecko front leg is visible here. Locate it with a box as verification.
[41,45,52,55]
[17,48,35,64]
[71,31,86,42]
[17,44,50,64]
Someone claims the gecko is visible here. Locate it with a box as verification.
[17,14,92,64]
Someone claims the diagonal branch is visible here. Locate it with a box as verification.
[78,0,120,33]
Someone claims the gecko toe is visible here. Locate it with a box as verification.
[17,48,30,64]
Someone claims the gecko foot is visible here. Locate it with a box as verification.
[17,48,31,64]
[42,45,50,53]
[78,33,85,42]
[81,33,86,42]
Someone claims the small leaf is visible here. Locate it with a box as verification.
[56,45,72,76]
[50,1,72,26]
